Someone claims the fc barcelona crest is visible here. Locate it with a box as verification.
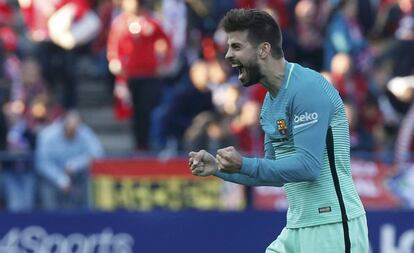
[276,119,288,136]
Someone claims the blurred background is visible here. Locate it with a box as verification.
[0,0,414,252]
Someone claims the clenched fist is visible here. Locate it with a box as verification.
[215,146,242,173]
[188,150,218,176]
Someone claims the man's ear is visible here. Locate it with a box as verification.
[258,42,271,58]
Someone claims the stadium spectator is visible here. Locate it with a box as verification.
[35,111,103,210]
[329,53,370,108]
[157,59,215,155]
[20,58,64,142]
[1,101,36,212]
[323,0,371,72]
[293,0,324,71]
[107,0,173,150]
[18,0,101,109]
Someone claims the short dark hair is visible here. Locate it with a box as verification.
[220,8,283,59]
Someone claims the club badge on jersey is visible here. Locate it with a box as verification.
[276,119,288,136]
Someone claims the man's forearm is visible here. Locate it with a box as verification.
[214,170,283,187]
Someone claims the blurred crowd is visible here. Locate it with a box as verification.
[0,0,414,211]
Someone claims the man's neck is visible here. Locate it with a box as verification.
[260,58,286,98]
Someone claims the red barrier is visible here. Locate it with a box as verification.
[90,158,245,211]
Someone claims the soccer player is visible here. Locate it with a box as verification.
[188,8,369,253]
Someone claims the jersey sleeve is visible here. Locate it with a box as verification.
[240,78,335,184]
[214,170,283,187]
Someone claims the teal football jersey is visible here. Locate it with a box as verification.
[215,62,365,228]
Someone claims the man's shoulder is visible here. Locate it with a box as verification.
[39,122,61,139]
[293,63,323,81]
[78,125,98,139]
[287,63,339,108]
[290,63,327,92]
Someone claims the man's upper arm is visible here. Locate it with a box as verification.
[288,80,334,175]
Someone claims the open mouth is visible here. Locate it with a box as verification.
[232,63,245,81]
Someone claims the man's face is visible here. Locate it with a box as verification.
[122,0,139,14]
[225,30,262,87]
